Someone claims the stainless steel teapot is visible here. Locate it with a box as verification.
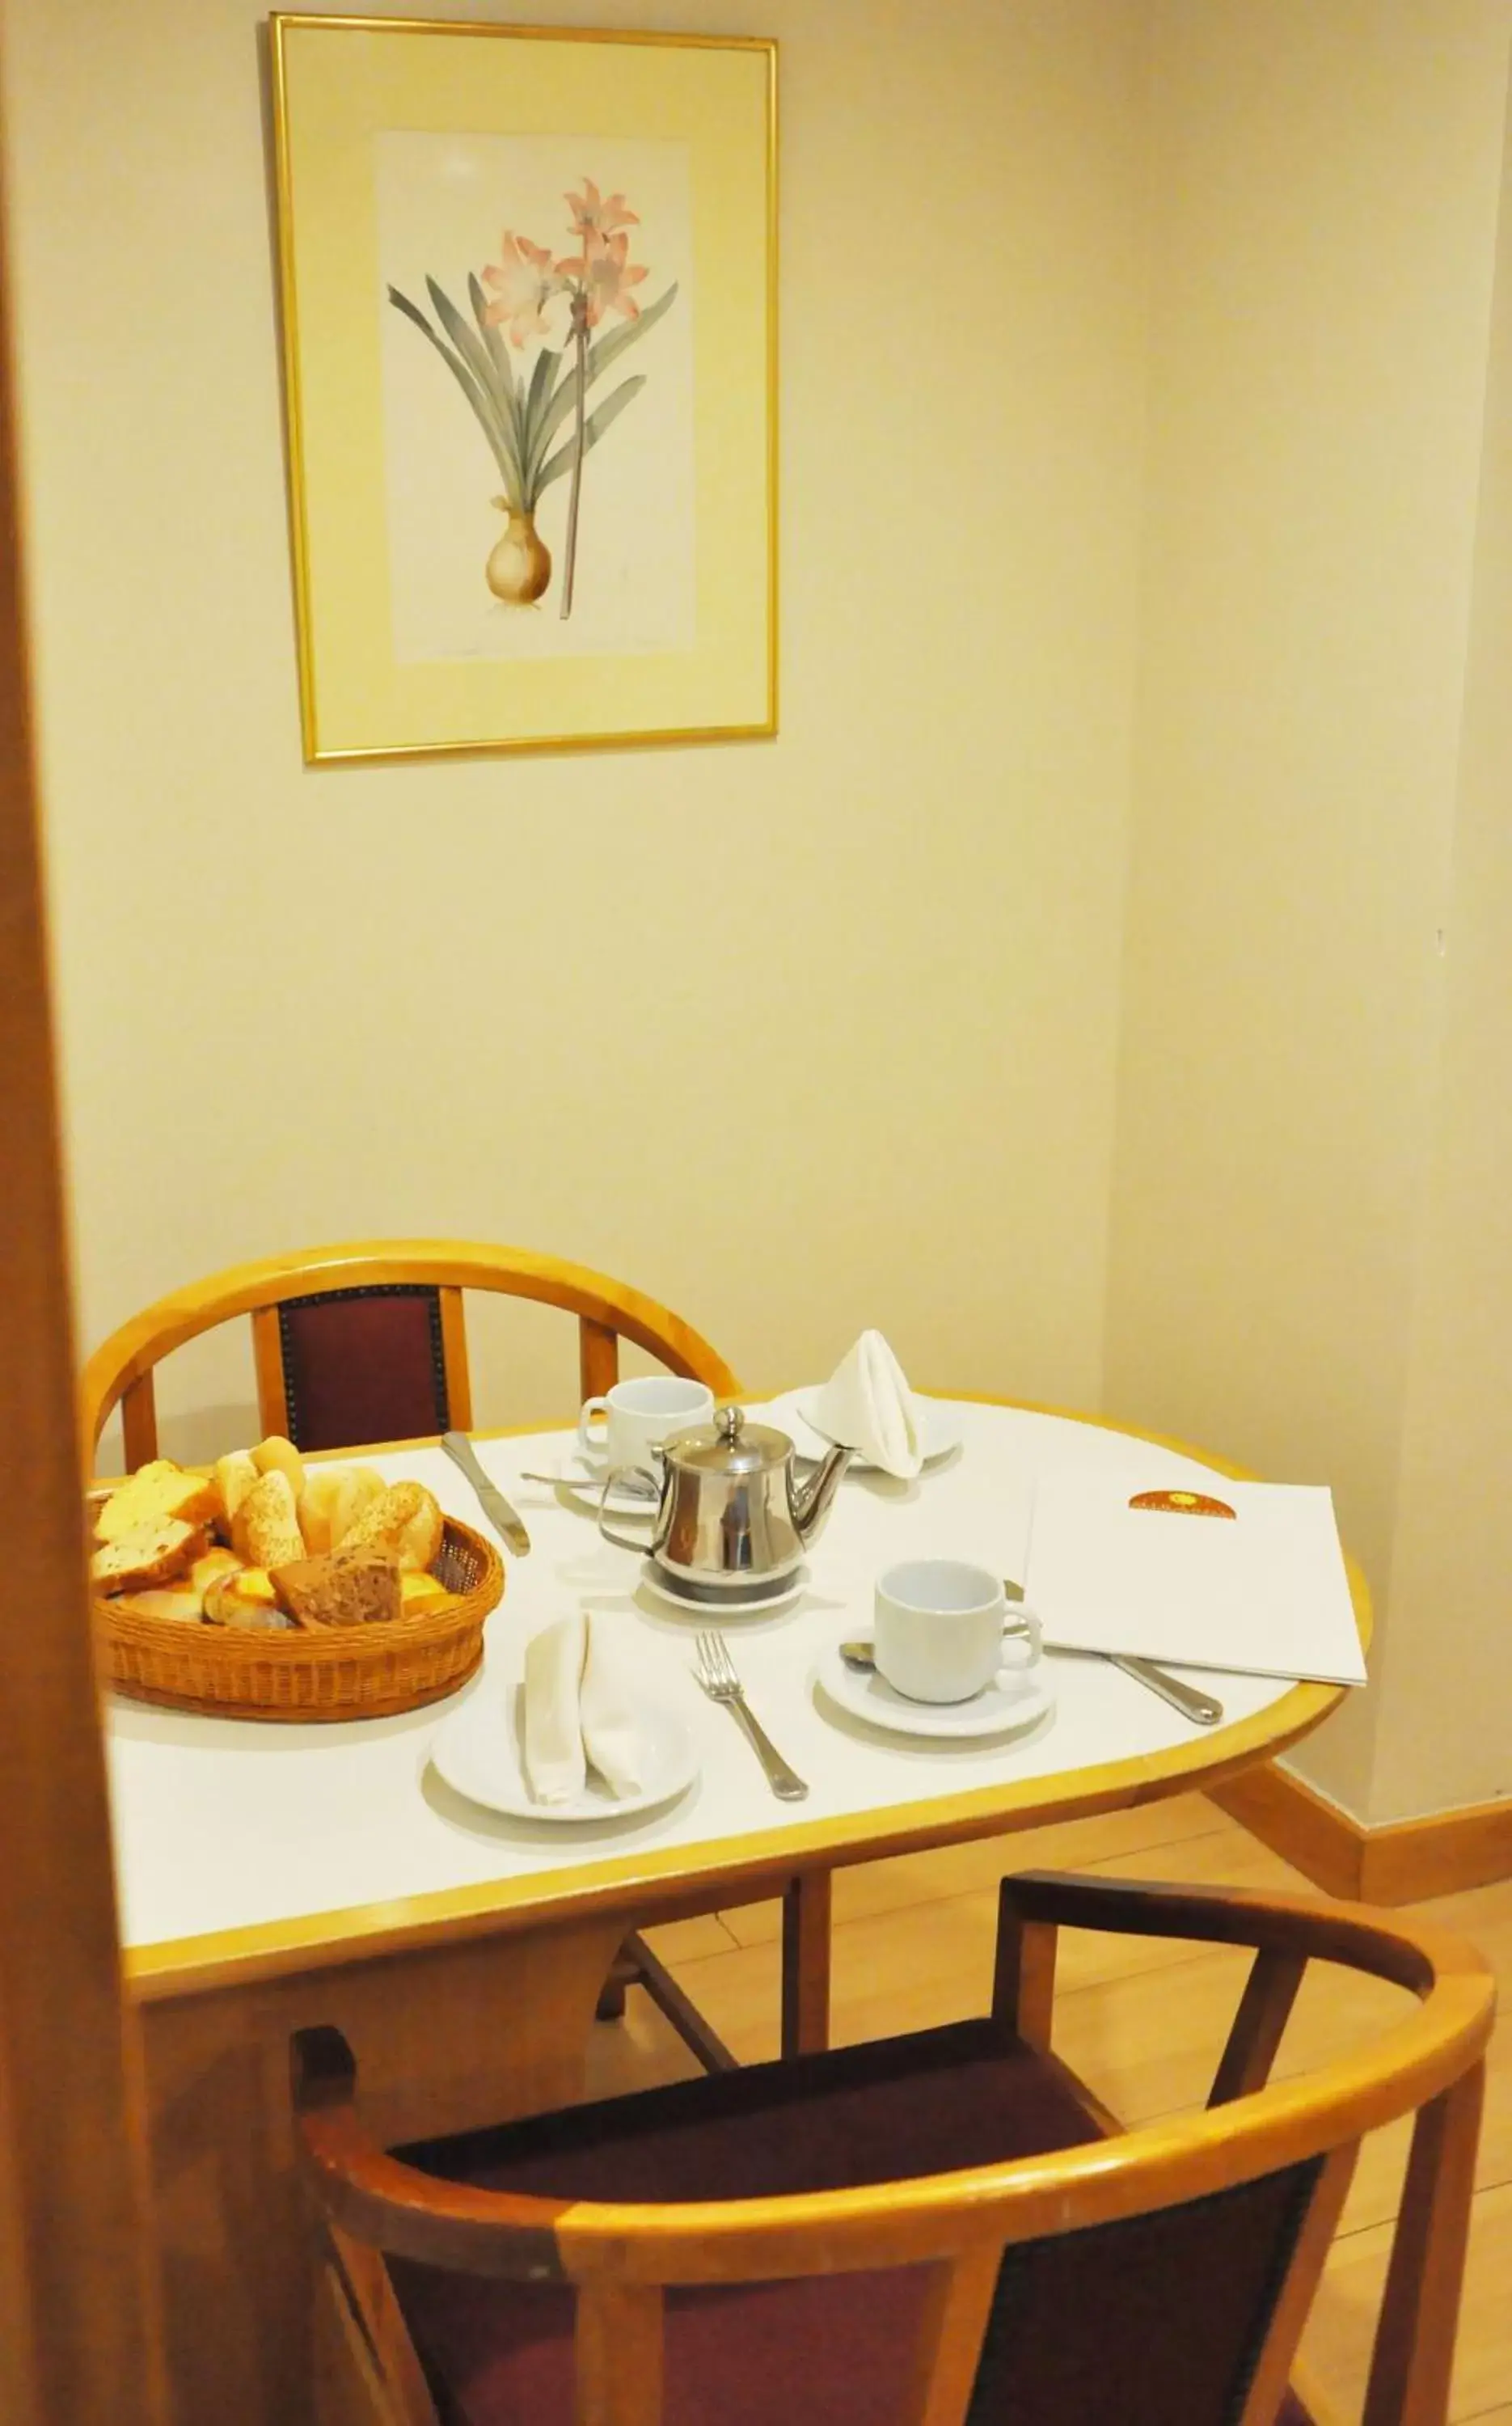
[598,1405,851,1592]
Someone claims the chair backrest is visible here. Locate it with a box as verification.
[292,1876,1495,2426]
[82,1240,741,1469]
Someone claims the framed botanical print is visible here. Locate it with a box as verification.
[269,15,776,761]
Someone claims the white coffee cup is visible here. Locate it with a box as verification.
[873,1559,1042,1704]
[578,1376,715,1478]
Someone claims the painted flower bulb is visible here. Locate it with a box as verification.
[486,503,551,605]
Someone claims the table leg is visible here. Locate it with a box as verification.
[136,1915,625,2426]
[781,1869,832,2056]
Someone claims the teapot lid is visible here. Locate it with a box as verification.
[665,1403,792,1476]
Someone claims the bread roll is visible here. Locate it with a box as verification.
[339,1481,444,1574]
[95,1460,219,1547]
[252,1434,305,1498]
[202,1566,289,1628]
[190,1545,245,1600]
[231,1470,306,1567]
[399,1570,451,1613]
[110,1585,206,1623]
[91,1519,207,1594]
[298,1466,346,1557]
[214,1452,260,1534]
[328,1467,384,1549]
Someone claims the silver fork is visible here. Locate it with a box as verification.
[695,1631,809,1802]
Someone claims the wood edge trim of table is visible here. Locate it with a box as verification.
[122,1672,1354,2003]
[1210,1766,1512,1906]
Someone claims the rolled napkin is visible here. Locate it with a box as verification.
[522,1611,647,1804]
[522,1612,588,1804]
[813,1329,925,1479]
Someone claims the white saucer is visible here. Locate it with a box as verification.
[813,1640,1053,1739]
[638,1560,809,1621]
[429,1683,697,1823]
[782,1390,963,1473]
[543,1456,661,1516]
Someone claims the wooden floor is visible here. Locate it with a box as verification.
[580,1794,1512,2426]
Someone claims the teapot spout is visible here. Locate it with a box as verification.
[790,1441,853,1549]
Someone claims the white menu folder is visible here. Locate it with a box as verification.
[1024,1477,1367,1685]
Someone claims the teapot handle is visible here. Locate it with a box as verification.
[596,1467,661,1556]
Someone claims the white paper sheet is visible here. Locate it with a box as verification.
[1024,1477,1367,1685]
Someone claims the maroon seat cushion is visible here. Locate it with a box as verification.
[388,2020,1320,2426]
[277,1286,449,1451]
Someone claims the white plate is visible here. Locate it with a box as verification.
[638,1560,809,1621]
[783,1390,963,1473]
[813,1639,1054,1739]
[542,1456,662,1516]
[430,1682,698,1824]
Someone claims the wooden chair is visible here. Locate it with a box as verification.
[81,1240,753,2073]
[81,1239,742,1470]
[292,1871,1493,2426]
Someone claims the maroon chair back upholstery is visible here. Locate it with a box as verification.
[277,1286,450,1452]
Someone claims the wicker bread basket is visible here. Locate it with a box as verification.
[95,1512,503,1722]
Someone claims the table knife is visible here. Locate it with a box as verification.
[440,1432,531,1556]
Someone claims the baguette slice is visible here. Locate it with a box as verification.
[328,1468,385,1550]
[340,1481,444,1574]
[271,1544,402,1629]
[298,1466,346,1557]
[214,1452,260,1534]
[95,1460,219,1547]
[231,1470,306,1568]
[91,1519,207,1595]
[252,1434,305,1498]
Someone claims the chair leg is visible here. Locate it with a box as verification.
[594,1933,739,2073]
[782,1870,832,2057]
[595,1960,630,2023]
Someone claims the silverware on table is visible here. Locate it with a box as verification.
[518,1468,659,1500]
[695,1630,809,1801]
[440,1431,531,1557]
[1004,1575,1223,1727]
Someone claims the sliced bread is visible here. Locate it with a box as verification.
[91,1519,207,1595]
[270,1544,402,1629]
[95,1460,219,1547]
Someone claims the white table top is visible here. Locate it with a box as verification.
[107,1398,1359,1988]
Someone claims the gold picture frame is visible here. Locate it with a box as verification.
[269,15,777,763]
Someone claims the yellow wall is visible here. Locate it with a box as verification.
[1372,89,1512,1822]
[1105,0,1512,1819]
[1,0,1151,1457]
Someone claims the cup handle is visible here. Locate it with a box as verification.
[596,1467,661,1556]
[998,1608,1043,1672]
[578,1397,610,1462]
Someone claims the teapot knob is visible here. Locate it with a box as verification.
[716,1403,743,1444]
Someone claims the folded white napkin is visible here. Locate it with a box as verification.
[522,1611,647,1804]
[813,1329,924,1479]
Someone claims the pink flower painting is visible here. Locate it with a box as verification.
[388,177,678,618]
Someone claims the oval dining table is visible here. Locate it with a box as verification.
[107,1393,1371,2426]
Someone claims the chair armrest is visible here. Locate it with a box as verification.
[290,2027,569,2283]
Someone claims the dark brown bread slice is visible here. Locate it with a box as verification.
[269,1542,402,1629]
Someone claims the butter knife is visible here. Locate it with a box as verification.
[440,1432,531,1557]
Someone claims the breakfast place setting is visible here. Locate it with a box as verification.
[95,1321,1368,1958]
